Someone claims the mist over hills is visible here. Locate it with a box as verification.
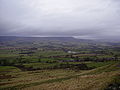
[0,36,120,44]
[0,36,119,49]
[0,36,94,42]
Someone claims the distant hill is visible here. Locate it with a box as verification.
[0,36,119,47]
[0,36,94,43]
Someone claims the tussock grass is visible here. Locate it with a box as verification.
[0,63,120,90]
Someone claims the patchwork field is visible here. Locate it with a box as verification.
[0,36,120,90]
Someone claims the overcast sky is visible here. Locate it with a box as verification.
[0,0,120,40]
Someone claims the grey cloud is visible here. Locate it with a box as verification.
[0,0,120,40]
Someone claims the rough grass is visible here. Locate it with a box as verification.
[0,62,119,90]
[0,69,82,89]
[24,72,119,90]
[23,63,120,90]
[86,61,119,68]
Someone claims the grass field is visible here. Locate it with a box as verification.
[0,61,120,90]
[0,66,21,72]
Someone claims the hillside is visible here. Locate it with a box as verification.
[0,36,120,90]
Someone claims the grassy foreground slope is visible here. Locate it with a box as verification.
[23,63,120,90]
[0,62,120,90]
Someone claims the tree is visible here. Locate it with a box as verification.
[0,59,10,66]
[38,55,42,62]
[114,55,118,61]
[18,55,24,64]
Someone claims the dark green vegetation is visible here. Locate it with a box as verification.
[0,36,120,90]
